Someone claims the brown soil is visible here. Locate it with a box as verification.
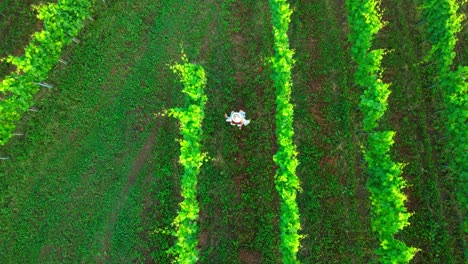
[319,155,338,174]
[234,174,246,199]
[235,71,245,85]
[198,230,210,248]
[309,102,327,126]
[239,249,263,264]
[68,130,78,142]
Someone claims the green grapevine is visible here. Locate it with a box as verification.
[167,55,207,264]
[268,0,302,263]
[0,0,92,146]
[422,0,467,242]
[346,0,418,262]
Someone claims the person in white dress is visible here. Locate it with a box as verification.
[225,110,250,129]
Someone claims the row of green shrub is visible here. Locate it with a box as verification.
[268,0,302,263]
[167,55,207,264]
[346,0,418,262]
[0,0,92,145]
[422,0,467,229]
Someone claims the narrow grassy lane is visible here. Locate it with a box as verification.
[291,0,375,262]
[198,1,281,263]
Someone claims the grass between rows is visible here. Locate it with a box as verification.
[197,0,281,262]
[291,0,375,262]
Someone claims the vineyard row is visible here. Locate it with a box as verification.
[346,0,418,262]
[167,55,208,264]
[269,0,302,263]
[422,0,467,225]
[0,0,93,146]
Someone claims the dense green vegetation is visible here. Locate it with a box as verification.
[167,56,207,263]
[268,0,302,262]
[0,0,465,263]
[0,0,54,77]
[0,0,92,145]
[421,0,467,240]
[346,0,417,262]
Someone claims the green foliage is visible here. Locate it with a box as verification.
[422,0,463,71]
[167,55,207,264]
[422,0,467,227]
[268,0,302,263]
[364,132,418,263]
[346,0,388,132]
[347,0,384,64]
[346,0,417,262]
[357,49,391,132]
[0,0,92,145]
